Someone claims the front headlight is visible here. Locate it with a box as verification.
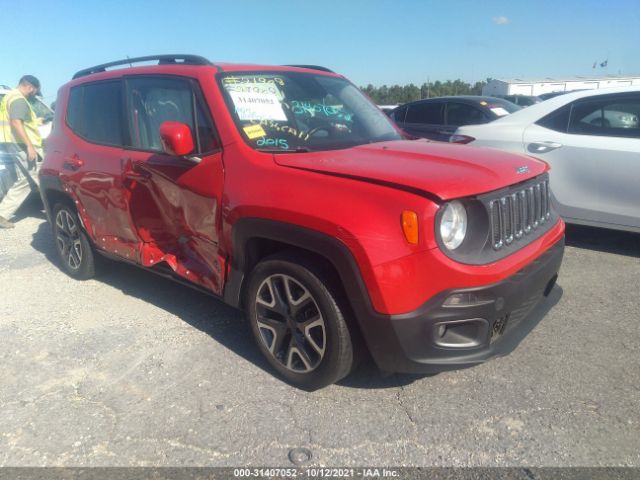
[439,201,467,250]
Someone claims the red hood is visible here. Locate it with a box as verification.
[274,140,547,200]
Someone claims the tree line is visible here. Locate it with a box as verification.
[361,79,490,105]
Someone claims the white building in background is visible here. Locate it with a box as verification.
[482,75,640,96]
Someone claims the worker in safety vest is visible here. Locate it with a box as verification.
[0,75,43,228]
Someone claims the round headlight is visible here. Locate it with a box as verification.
[440,201,467,250]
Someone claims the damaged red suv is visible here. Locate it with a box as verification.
[40,55,564,389]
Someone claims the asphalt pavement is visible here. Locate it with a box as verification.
[1,199,639,467]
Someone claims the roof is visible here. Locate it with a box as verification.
[492,75,640,84]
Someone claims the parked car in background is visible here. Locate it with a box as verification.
[390,96,521,141]
[40,55,564,389]
[378,104,399,116]
[496,94,542,107]
[452,86,640,233]
[537,90,588,101]
[537,91,567,101]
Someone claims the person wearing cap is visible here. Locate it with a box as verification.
[0,75,44,228]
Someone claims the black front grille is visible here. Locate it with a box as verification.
[489,178,551,250]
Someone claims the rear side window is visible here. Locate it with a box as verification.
[66,81,124,146]
[537,105,571,133]
[125,76,219,154]
[66,88,83,131]
[446,102,489,126]
[405,102,443,124]
[568,94,640,138]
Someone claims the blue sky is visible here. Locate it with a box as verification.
[2,0,639,104]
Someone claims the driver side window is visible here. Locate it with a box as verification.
[125,76,219,154]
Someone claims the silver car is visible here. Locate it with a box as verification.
[452,86,640,233]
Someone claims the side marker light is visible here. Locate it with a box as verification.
[401,210,419,245]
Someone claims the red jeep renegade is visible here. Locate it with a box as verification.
[40,55,564,389]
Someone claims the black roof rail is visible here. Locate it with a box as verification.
[284,64,335,73]
[73,54,212,79]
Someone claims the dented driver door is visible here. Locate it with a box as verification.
[122,75,225,295]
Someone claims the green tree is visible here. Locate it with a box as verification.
[361,78,489,104]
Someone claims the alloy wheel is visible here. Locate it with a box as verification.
[55,209,83,271]
[254,274,326,373]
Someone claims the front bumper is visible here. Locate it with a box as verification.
[361,237,565,373]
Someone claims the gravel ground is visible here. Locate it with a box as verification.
[1,199,639,467]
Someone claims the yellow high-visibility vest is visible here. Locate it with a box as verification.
[0,89,43,148]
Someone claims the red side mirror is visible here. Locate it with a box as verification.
[159,121,194,156]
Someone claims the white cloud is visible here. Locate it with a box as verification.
[492,16,510,25]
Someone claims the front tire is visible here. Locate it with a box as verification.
[52,203,96,280]
[246,254,354,390]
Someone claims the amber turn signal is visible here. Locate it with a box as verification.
[401,210,419,245]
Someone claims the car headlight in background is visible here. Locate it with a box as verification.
[440,201,467,250]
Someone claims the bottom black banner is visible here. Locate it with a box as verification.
[0,468,638,480]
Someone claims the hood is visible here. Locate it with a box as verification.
[274,140,548,200]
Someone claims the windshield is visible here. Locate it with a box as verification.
[219,71,402,152]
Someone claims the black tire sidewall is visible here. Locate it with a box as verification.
[246,257,353,390]
[52,203,95,280]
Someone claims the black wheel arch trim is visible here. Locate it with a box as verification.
[39,175,67,222]
[39,175,93,239]
[224,217,373,312]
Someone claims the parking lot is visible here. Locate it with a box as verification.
[1,198,639,467]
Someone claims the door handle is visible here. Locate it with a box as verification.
[63,154,84,170]
[527,141,563,154]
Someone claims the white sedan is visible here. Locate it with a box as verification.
[452,86,640,233]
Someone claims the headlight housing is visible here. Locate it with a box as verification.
[439,201,467,250]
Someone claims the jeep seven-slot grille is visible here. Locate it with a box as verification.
[489,179,551,250]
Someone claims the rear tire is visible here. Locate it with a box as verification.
[52,203,96,280]
[246,253,355,390]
